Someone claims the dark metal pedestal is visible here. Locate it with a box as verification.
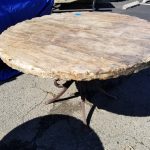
[46,79,116,124]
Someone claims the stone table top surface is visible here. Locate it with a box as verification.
[0,12,150,81]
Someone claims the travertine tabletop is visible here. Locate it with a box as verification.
[0,12,150,81]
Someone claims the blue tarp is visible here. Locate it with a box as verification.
[0,0,54,33]
[0,0,54,81]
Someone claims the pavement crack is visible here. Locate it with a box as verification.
[107,134,150,149]
[21,93,48,122]
[132,136,150,150]
[34,83,54,96]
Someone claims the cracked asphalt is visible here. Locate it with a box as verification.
[0,3,150,150]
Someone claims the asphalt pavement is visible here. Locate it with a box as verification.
[0,3,150,150]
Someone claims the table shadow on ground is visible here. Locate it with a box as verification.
[85,68,150,118]
[0,115,104,150]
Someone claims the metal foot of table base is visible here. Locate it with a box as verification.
[46,79,116,125]
[45,79,74,104]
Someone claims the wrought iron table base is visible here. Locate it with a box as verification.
[46,79,116,124]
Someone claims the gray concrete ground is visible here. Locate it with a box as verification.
[0,3,150,150]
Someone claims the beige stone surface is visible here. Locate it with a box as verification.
[0,12,150,81]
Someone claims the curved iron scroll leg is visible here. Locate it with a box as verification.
[75,81,87,124]
[45,80,74,105]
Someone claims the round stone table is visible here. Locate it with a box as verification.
[0,12,150,124]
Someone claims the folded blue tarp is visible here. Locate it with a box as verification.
[0,0,54,33]
[0,0,54,81]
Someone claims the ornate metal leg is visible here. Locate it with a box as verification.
[45,79,74,104]
[46,79,116,125]
[75,81,87,124]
